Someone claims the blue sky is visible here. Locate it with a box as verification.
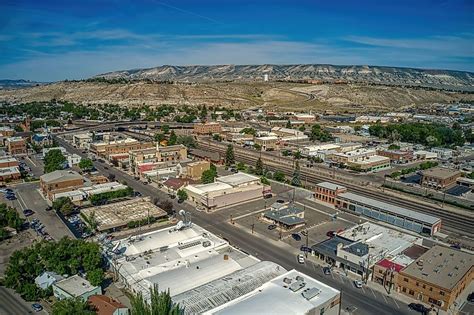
[0,0,473,81]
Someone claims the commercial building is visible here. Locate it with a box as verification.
[271,127,308,142]
[254,136,278,151]
[396,246,473,311]
[189,148,224,164]
[156,144,188,164]
[301,144,341,157]
[328,148,376,164]
[262,206,305,230]
[293,113,316,124]
[314,182,347,205]
[6,137,27,155]
[312,222,421,279]
[185,173,266,210]
[347,155,391,172]
[40,170,84,201]
[0,126,15,137]
[420,167,462,190]
[81,197,167,232]
[377,150,413,164]
[207,270,341,315]
[186,160,210,180]
[88,296,128,315]
[67,153,82,168]
[194,122,222,135]
[0,157,19,168]
[53,275,102,301]
[73,133,93,149]
[0,166,21,181]
[413,150,438,161]
[90,138,154,158]
[335,192,441,235]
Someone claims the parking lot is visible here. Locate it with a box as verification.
[2,182,74,241]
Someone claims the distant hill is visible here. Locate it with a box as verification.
[0,79,44,89]
[94,64,474,91]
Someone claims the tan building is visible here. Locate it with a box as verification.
[293,113,316,124]
[194,122,222,135]
[6,137,27,155]
[129,147,158,174]
[0,167,21,181]
[186,160,210,180]
[314,182,347,205]
[347,155,390,172]
[40,170,84,200]
[420,167,462,190]
[0,126,15,137]
[254,136,278,151]
[90,138,154,158]
[156,144,187,163]
[396,246,473,311]
[377,150,413,163]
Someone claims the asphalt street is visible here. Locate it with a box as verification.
[0,286,34,315]
[55,135,419,315]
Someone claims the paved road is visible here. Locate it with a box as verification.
[55,135,415,315]
[0,286,34,315]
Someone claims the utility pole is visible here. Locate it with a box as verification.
[305,228,309,258]
[251,216,255,234]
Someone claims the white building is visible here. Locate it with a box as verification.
[66,153,82,167]
[73,133,93,149]
[301,144,341,157]
[207,270,341,315]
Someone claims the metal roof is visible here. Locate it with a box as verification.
[316,182,346,191]
[40,170,83,184]
[337,192,440,225]
[264,207,305,226]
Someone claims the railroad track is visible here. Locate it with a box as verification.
[198,140,474,236]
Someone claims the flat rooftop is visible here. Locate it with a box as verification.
[350,155,390,165]
[337,192,440,225]
[207,270,340,315]
[216,172,260,187]
[316,181,346,191]
[0,166,20,176]
[400,245,473,291]
[108,224,259,300]
[81,197,166,231]
[186,182,233,195]
[54,275,97,297]
[421,167,462,179]
[339,222,420,259]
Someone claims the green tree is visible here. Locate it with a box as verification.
[310,124,333,142]
[236,162,245,171]
[168,131,177,145]
[177,189,188,201]
[291,160,301,187]
[78,158,93,170]
[253,143,262,151]
[255,158,264,175]
[52,197,74,215]
[299,125,306,132]
[286,120,292,128]
[44,149,66,173]
[86,268,104,286]
[176,135,196,148]
[260,176,270,185]
[212,134,222,141]
[225,144,235,167]
[52,297,96,315]
[293,151,302,160]
[388,144,400,150]
[273,171,285,182]
[130,285,183,315]
[201,169,216,184]
[155,133,166,143]
[161,124,170,134]
[241,127,256,136]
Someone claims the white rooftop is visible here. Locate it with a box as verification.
[186,182,233,196]
[108,224,259,300]
[316,181,346,191]
[53,275,98,297]
[207,270,340,315]
[0,166,20,176]
[350,155,389,165]
[256,136,278,141]
[216,172,260,187]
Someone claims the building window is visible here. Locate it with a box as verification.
[416,282,419,287]
[409,290,414,296]
[440,291,445,296]
[403,278,408,282]
[402,287,407,293]
[429,287,433,292]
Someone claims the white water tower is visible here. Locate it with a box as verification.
[263,74,269,82]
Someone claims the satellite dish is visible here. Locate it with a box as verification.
[179,209,186,216]
[176,221,185,230]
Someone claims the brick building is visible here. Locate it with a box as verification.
[377,150,413,163]
[6,137,27,155]
[40,170,84,201]
[186,160,210,180]
[314,182,347,205]
[396,246,473,311]
[0,157,19,168]
[90,138,154,158]
[420,167,462,190]
[193,122,222,135]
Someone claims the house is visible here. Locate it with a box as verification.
[52,275,102,301]
[88,295,128,315]
[163,178,195,193]
[40,170,84,201]
[34,271,64,290]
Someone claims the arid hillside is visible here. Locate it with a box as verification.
[0,81,472,113]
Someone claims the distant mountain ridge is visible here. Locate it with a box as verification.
[95,64,474,90]
[0,79,44,89]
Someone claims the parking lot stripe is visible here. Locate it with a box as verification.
[17,192,27,210]
[382,294,388,304]
[369,288,377,298]
[390,296,400,308]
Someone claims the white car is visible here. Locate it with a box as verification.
[297,254,305,264]
[353,280,363,288]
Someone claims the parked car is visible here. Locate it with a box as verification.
[467,292,474,303]
[103,166,108,170]
[323,267,331,275]
[353,280,363,288]
[23,209,35,217]
[6,195,16,200]
[263,193,273,199]
[45,206,52,211]
[267,224,277,230]
[31,303,43,312]
[408,303,429,314]
[300,245,311,253]
[292,233,301,241]
[326,231,335,237]
[297,254,305,264]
